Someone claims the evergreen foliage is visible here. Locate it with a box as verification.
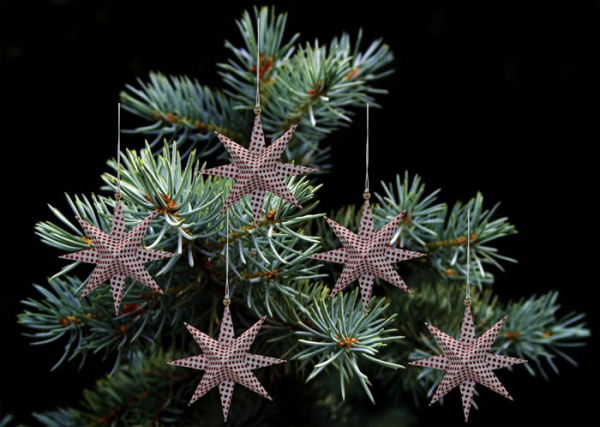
[17,6,589,426]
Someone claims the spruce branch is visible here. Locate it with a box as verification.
[27,141,325,373]
[0,414,14,427]
[120,73,249,159]
[219,6,299,105]
[424,193,518,287]
[37,143,323,284]
[387,284,590,401]
[498,291,590,379]
[220,7,394,170]
[293,289,404,403]
[121,6,394,171]
[306,172,588,403]
[31,350,211,426]
[316,173,518,288]
[373,174,518,287]
[18,275,197,375]
[17,6,591,425]
[30,348,360,427]
[372,171,446,247]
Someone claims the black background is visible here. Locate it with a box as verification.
[1,1,599,426]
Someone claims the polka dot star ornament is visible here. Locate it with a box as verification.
[168,209,285,421]
[310,104,425,313]
[201,19,315,227]
[409,211,527,422]
[59,104,176,314]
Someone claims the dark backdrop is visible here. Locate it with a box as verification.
[1,1,599,426]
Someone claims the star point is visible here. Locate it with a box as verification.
[60,200,176,314]
[202,115,314,227]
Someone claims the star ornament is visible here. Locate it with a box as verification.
[409,306,528,422]
[201,115,315,226]
[310,199,425,313]
[60,200,175,314]
[168,307,285,421]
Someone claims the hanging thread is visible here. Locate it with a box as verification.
[223,208,231,306]
[365,103,370,193]
[116,103,122,198]
[254,17,261,114]
[465,210,471,306]
[363,104,371,199]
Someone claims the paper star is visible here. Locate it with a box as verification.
[310,199,425,313]
[60,200,175,314]
[201,115,315,226]
[409,306,527,421]
[168,307,285,421]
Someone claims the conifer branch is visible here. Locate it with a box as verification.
[121,6,395,171]
[18,7,590,425]
[293,289,404,403]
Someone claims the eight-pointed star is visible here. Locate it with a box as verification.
[409,306,527,421]
[168,306,285,421]
[60,200,175,314]
[201,115,315,227]
[310,199,425,313]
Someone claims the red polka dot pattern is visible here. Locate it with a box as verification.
[59,200,176,314]
[310,200,426,313]
[168,306,286,421]
[201,115,316,227]
[409,306,528,422]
